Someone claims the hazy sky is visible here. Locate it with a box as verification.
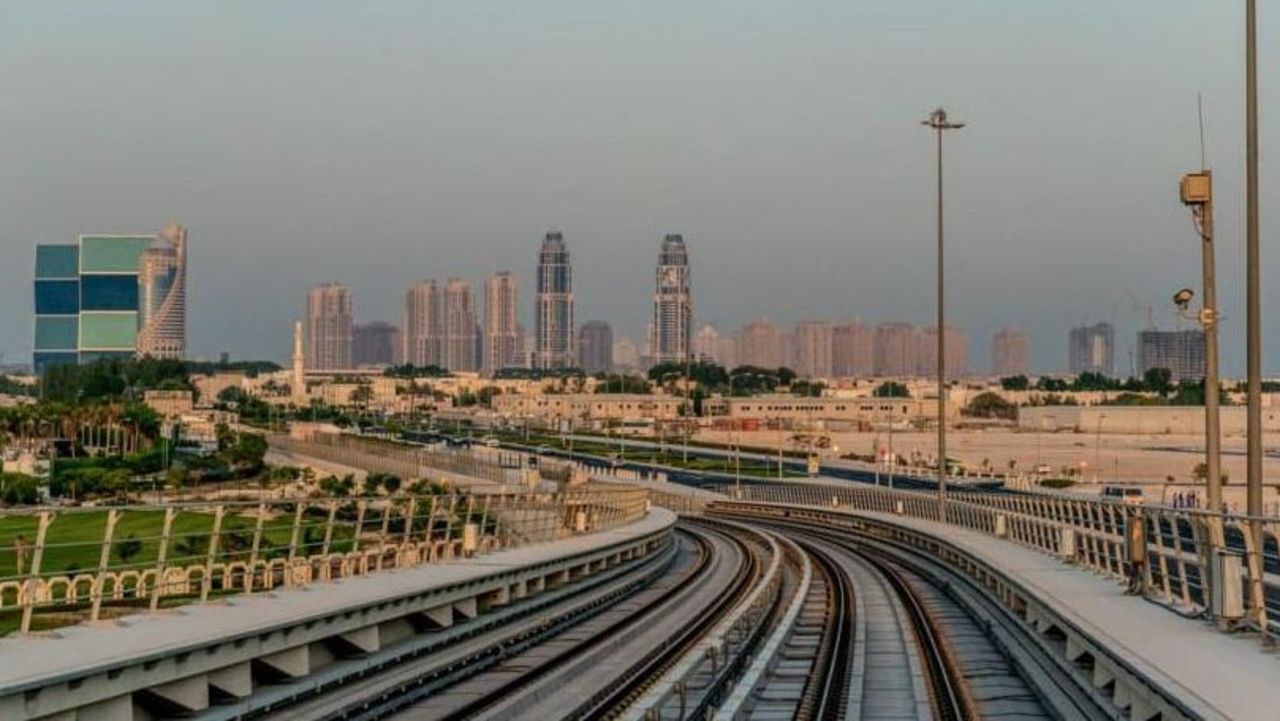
[3,1,1279,374]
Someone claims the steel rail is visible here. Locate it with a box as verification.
[572,522,768,720]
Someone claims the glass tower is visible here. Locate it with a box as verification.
[535,231,575,369]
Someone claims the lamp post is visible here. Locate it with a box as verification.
[1243,0,1266,628]
[923,107,965,523]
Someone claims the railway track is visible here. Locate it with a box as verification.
[264,520,780,721]
[723,514,1051,721]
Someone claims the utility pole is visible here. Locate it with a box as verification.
[923,108,965,523]
[1178,171,1221,513]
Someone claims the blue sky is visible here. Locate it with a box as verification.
[2,1,1278,374]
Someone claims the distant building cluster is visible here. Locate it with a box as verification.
[297,231,691,376]
[32,223,1220,385]
[33,225,187,373]
[687,319,972,380]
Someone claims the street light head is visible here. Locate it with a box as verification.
[923,107,964,130]
[1173,288,1195,310]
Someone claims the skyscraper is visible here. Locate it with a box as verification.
[916,326,968,379]
[535,231,575,369]
[692,324,722,364]
[832,320,874,377]
[991,327,1029,376]
[652,234,693,365]
[612,336,640,371]
[1069,322,1115,375]
[578,321,614,373]
[1137,329,1206,382]
[306,283,354,370]
[353,322,401,367]
[484,272,520,374]
[873,322,917,376]
[793,321,833,378]
[739,318,782,369]
[443,278,478,372]
[137,224,187,360]
[404,280,442,368]
[33,230,178,373]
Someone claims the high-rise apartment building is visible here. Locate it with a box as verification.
[442,278,478,372]
[739,318,782,369]
[578,320,614,373]
[692,325,720,363]
[793,321,833,379]
[651,234,693,365]
[353,322,401,367]
[1137,329,1205,382]
[1069,322,1115,375]
[404,280,442,368]
[484,272,520,374]
[306,283,354,370]
[34,230,183,373]
[612,336,640,371]
[137,224,187,359]
[873,322,917,376]
[991,327,1029,376]
[832,320,874,377]
[916,326,968,379]
[535,231,575,369]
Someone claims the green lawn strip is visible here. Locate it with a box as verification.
[0,509,356,580]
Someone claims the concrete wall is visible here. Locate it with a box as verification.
[1019,405,1280,435]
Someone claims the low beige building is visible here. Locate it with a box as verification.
[144,389,194,418]
[492,393,682,422]
[703,395,956,427]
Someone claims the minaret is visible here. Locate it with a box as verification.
[292,321,307,405]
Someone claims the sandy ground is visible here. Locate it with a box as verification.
[696,428,1280,513]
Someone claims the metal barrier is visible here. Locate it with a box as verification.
[271,433,572,486]
[0,486,648,635]
[712,481,1278,637]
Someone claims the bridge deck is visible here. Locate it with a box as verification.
[0,509,675,696]
[841,508,1276,721]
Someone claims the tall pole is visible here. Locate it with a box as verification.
[1182,171,1222,512]
[1244,0,1266,628]
[1245,0,1262,519]
[924,108,964,523]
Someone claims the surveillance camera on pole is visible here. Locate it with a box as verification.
[1177,169,1222,520]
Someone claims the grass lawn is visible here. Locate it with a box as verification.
[0,508,355,580]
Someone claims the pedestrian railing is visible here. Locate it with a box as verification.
[709,481,1279,637]
[0,486,648,635]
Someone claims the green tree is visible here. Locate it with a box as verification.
[476,386,503,407]
[872,381,910,398]
[381,474,402,495]
[1035,376,1069,392]
[999,375,1030,391]
[963,392,1017,420]
[1142,368,1174,397]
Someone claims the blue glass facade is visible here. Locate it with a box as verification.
[34,316,78,350]
[80,274,140,311]
[34,280,80,315]
[33,351,79,373]
[33,235,151,372]
[35,245,79,279]
[79,351,135,364]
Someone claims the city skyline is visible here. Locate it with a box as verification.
[4,3,1275,376]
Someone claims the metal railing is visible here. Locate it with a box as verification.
[0,486,648,635]
[710,481,1279,637]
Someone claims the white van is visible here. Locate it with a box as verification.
[1101,485,1144,506]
